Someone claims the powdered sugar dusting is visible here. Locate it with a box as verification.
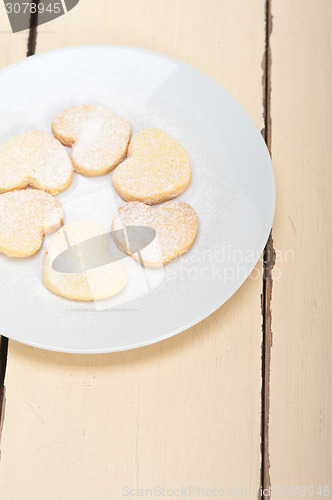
[43,219,127,301]
[0,189,64,257]
[0,130,73,195]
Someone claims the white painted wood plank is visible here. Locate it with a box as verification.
[269,0,332,494]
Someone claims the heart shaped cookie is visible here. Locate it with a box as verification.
[52,105,131,176]
[43,219,127,301]
[112,201,198,268]
[0,130,73,195]
[112,128,191,204]
[0,189,64,257]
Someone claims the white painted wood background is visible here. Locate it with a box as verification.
[0,1,331,499]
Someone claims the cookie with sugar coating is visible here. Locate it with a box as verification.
[112,201,198,268]
[0,189,64,257]
[112,128,192,205]
[0,130,73,195]
[43,219,127,301]
[52,105,131,176]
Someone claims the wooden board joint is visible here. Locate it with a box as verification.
[0,8,38,451]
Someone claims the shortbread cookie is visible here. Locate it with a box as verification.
[52,105,131,176]
[43,219,127,301]
[0,130,73,195]
[0,189,64,257]
[112,128,191,204]
[112,201,198,268]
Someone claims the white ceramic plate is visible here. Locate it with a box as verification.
[0,46,275,353]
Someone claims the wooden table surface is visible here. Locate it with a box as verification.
[0,1,331,498]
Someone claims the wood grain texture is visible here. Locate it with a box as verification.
[0,3,29,64]
[269,0,332,494]
[0,1,266,498]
